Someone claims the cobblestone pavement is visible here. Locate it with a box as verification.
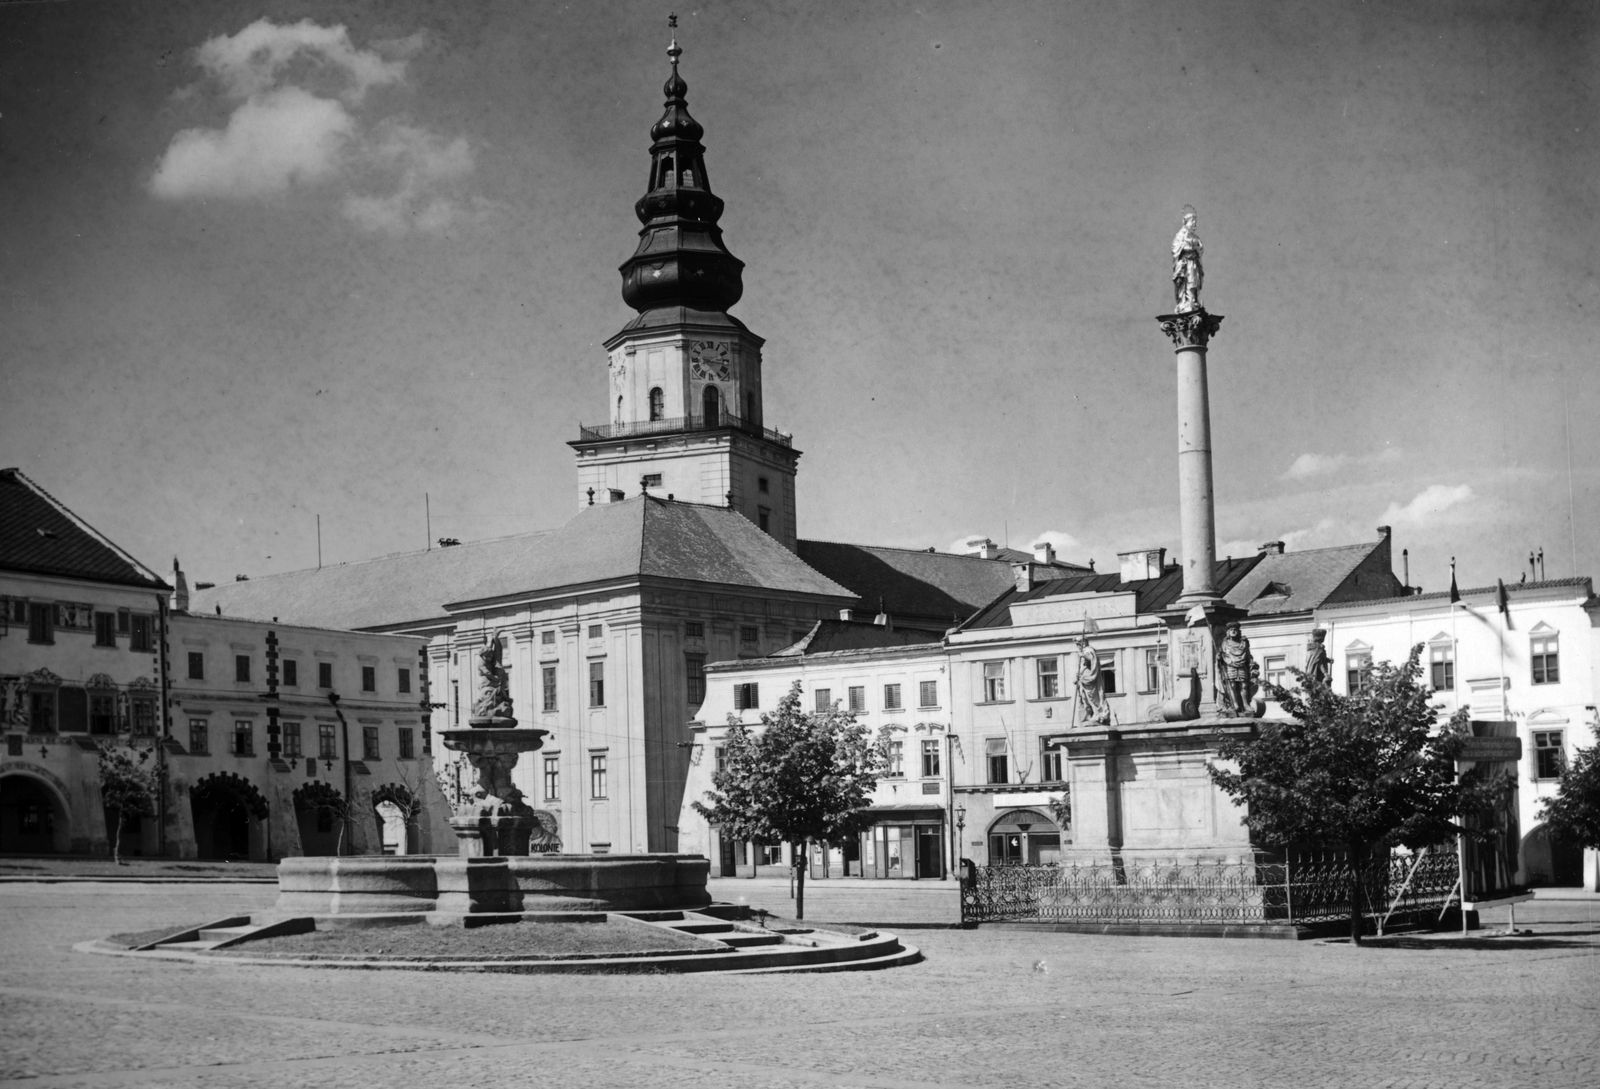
[1,882,1596,1088]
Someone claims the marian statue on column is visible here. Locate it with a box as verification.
[1171,205,1203,314]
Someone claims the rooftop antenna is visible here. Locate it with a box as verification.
[1402,548,1409,590]
[316,514,322,570]
[426,493,431,551]
[1538,547,1545,582]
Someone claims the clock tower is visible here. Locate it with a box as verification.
[571,33,800,550]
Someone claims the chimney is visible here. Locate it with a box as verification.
[1117,548,1166,584]
[1013,562,1036,592]
[1032,541,1056,565]
[1258,541,1285,556]
[966,537,1000,560]
[1376,525,1391,541]
[171,557,190,613]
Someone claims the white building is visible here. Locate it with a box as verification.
[1318,577,1600,890]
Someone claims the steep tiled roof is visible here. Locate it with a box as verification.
[962,556,1265,630]
[454,497,852,606]
[0,469,167,590]
[795,540,1020,627]
[771,619,943,657]
[190,532,552,631]
[1228,540,1399,616]
[989,546,1092,575]
[192,497,854,632]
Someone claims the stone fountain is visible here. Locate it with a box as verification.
[440,635,549,858]
[272,632,710,921]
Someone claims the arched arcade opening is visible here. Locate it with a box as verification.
[189,773,269,861]
[0,773,71,854]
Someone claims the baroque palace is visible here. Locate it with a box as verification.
[3,39,1594,893]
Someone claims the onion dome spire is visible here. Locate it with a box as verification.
[619,25,744,315]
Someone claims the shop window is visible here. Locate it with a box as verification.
[1036,657,1059,699]
[1534,730,1566,780]
[758,842,783,867]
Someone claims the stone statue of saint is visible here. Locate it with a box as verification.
[1303,628,1333,689]
[1171,206,1203,314]
[1216,622,1259,717]
[471,636,515,722]
[1074,636,1110,727]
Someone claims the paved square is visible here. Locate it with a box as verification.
[1,882,1596,1088]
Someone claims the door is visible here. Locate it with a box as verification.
[915,825,943,879]
[884,826,905,877]
[718,834,738,877]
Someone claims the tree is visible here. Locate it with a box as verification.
[693,681,887,920]
[97,742,164,865]
[1539,724,1600,861]
[1208,646,1510,944]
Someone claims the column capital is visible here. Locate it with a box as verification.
[1157,309,1224,349]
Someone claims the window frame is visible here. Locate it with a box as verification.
[590,753,608,799]
[398,668,411,694]
[361,666,376,693]
[1098,652,1119,695]
[1141,647,1163,694]
[188,718,209,755]
[398,727,414,760]
[282,659,298,687]
[542,665,558,712]
[282,721,303,758]
[814,687,832,713]
[129,613,153,653]
[734,682,760,711]
[848,686,866,712]
[982,661,1007,703]
[28,602,54,645]
[94,611,117,647]
[1428,641,1455,691]
[1036,656,1060,699]
[588,661,605,708]
[1533,730,1566,780]
[1531,633,1560,685]
[918,679,938,709]
[883,683,902,711]
[685,653,706,705]
[362,726,380,761]
[235,655,251,683]
[232,720,254,756]
[885,739,904,777]
[1041,743,1064,783]
[543,755,560,801]
[318,723,339,760]
[920,738,941,778]
[985,739,1009,785]
[186,652,205,681]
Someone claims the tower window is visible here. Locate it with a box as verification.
[648,387,664,421]
[758,508,771,533]
[758,477,769,494]
[657,156,674,188]
[701,385,721,426]
[745,391,755,422]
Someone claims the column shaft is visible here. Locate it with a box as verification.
[1175,343,1218,603]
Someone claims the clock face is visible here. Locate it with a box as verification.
[689,340,731,381]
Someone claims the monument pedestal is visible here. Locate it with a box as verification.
[441,717,548,859]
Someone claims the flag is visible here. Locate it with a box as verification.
[1448,561,1460,604]
[1496,579,1513,630]
[1081,614,1100,635]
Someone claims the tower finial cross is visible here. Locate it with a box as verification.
[668,12,678,29]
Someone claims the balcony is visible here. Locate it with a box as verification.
[576,412,792,448]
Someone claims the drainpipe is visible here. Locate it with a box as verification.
[156,594,171,857]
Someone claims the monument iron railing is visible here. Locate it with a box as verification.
[959,848,1460,928]
[576,412,793,448]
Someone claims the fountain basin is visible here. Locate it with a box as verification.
[274,853,711,915]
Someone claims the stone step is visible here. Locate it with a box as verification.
[198,926,261,942]
[670,921,735,934]
[717,933,785,948]
[731,943,923,974]
[155,940,224,951]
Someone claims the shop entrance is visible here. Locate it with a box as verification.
[987,809,1062,865]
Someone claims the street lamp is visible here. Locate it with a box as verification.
[954,803,966,867]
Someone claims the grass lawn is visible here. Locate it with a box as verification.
[0,857,279,879]
[107,924,217,949]
[213,919,720,959]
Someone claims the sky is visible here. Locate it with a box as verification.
[1,0,1596,596]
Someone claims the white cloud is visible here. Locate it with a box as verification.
[193,19,417,104]
[149,87,354,199]
[1381,483,1475,526]
[150,20,482,236]
[1281,446,1402,481]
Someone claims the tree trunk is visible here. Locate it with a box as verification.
[795,842,806,921]
[110,811,122,865]
[1348,845,1365,946]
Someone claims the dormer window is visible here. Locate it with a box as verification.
[648,387,664,421]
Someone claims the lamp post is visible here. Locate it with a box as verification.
[954,802,967,874]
